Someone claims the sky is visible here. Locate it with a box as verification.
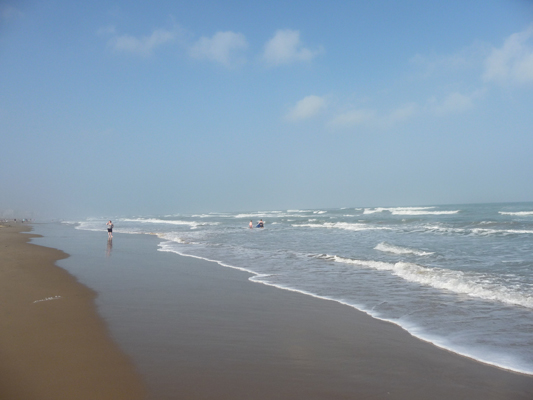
[1,0,533,218]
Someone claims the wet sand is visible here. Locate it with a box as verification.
[30,223,533,399]
[0,223,146,400]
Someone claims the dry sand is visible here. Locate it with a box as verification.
[0,224,146,400]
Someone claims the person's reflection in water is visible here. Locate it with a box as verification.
[106,238,113,257]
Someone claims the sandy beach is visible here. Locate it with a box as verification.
[0,223,146,400]
[1,222,532,399]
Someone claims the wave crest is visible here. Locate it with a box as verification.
[375,242,434,256]
[364,207,459,215]
[328,255,533,309]
[121,218,218,229]
[294,222,391,231]
[499,211,533,216]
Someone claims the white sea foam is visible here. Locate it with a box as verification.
[329,256,533,309]
[364,206,434,214]
[294,222,391,231]
[122,218,195,225]
[75,220,105,232]
[232,212,301,219]
[69,204,533,376]
[158,244,533,375]
[364,207,458,215]
[157,242,257,275]
[375,242,434,256]
[499,211,533,216]
[157,232,201,244]
[60,221,79,225]
[471,228,533,235]
[421,224,533,236]
[394,210,459,215]
[327,222,392,231]
[121,218,218,229]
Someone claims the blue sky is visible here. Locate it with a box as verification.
[1,1,533,218]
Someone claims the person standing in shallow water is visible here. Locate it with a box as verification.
[106,220,114,239]
[249,220,253,229]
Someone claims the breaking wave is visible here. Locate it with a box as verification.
[316,255,533,309]
[121,218,218,229]
[421,224,533,236]
[375,242,434,256]
[293,222,392,231]
[499,211,533,216]
[364,207,459,215]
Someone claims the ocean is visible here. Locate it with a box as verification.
[69,202,533,375]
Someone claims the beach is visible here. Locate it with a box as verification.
[3,222,533,399]
[0,223,146,400]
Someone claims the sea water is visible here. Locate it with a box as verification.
[70,202,533,375]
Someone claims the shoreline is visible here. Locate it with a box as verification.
[0,223,146,400]
[30,223,533,399]
[160,246,533,376]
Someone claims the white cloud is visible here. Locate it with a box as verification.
[263,29,323,66]
[327,91,481,131]
[483,25,533,84]
[428,91,483,115]
[286,95,326,121]
[107,28,177,57]
[328,109,377,128]
[328,103,418,130]
[410,43,488,78]
[190,31,248,67]
[411,26,533,85]
[386,103,418,125]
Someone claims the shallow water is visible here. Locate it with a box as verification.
[71,202,533,374]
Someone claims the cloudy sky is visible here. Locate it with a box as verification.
[1,0,533,218]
